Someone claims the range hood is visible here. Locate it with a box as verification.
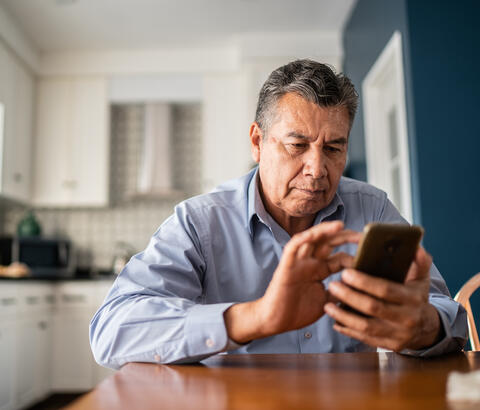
[135,103,179,197]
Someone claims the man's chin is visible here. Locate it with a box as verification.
[289,200,328,218]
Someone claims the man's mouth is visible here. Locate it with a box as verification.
[295,187,326,196]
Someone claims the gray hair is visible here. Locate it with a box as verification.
[255,59,358,136]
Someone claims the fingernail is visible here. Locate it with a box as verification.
[324,303,334,313]
[342,269,352,281]
[329,282,339,292]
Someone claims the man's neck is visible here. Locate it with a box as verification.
[276,214,316,237]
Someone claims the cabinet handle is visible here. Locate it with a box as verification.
[1,297,17,306]
[62,180,78,189]
[26,296,40,305]
[38,321,48,330]
[62,294,86,303]
[45,295,56,304]
[13,172,22,183]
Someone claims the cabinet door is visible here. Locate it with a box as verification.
[0,43,16,199]
[51,310,96,391]
[33,78,72,206]
[34,315,52,400]
[15,317,37,409]
[70,77,109,206]
[0,321,16,410]
[2,61,34,202]
[33,76,109,207]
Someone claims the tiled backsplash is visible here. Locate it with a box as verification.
[1,103,202,270]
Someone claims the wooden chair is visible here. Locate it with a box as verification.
[454,273,480,351]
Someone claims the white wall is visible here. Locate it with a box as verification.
[0,3,39,71]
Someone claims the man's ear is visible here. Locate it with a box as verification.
[250,122,263,163]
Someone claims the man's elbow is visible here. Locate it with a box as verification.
[89,317,121,370]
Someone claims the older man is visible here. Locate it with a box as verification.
[90,60,467,368]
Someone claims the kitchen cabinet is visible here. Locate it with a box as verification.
[0,42,34,203]
[51,281,114,391]
[51,282,97,391]
[15,284,54,409]
[33,76,109,207]
[0,279,114,409]
[0,321,16,410]
[0,284,17,410]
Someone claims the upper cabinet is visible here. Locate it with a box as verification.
[33,76,110,207]
[0,42,34,203]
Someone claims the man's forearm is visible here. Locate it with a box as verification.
[224,300,267,344]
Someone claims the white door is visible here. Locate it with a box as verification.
[2,61,34,203]
[34,78,72,206]
[15,317,37,408]
[362,31,413,222]
[69,77,109,206]
[0,321,16,410]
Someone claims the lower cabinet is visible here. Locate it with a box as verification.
[34,314,52,400]
[51,310,96,391]
[0,321,16,410]
[16,317,38,408]
[0,280,115,410]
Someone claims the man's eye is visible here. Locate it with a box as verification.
[324,146,341,153]
[289,143,307,149]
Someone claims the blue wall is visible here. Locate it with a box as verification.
[344,0,480,327]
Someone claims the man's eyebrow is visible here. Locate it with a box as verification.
[286,131,310,140]
[286,132,348,145]
[325,137,348,145]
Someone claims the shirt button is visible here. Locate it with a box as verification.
[205,338,215,348]
[304,332,312,339]
[154,354,161,362]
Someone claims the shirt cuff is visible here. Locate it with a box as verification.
[184,302,235,358]
[399,308,457,357]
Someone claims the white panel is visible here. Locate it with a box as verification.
[33,78,72,206]
[70,76,109,206]
[202,73,251,191]
[39,47,239,76]
[2,58,34,202]
[0,4,39,72]
[138,103,171,194]
[109,73,203,103]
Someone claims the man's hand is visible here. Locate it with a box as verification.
[324,247,442,351]
[224,221,361,344]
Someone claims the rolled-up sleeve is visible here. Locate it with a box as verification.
[89,204,234,368]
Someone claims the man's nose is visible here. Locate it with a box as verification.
[302,148,327,179]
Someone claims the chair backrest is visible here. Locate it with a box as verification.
[454,273,480,351]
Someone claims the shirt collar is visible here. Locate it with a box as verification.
[246,167,346,239]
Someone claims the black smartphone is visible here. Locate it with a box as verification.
[352,223,424,283]
[337,223,424,316]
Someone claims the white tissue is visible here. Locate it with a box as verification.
[447,370,480,402]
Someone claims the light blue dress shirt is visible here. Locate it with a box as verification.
[90,168,467,369]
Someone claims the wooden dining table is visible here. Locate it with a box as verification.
[66,352,480,410]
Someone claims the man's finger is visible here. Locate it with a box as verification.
[297,243,313,259]
[328,280,411,322]
[282,221,344,268]
[313,229,362,259]
[340,269,417,305]
[323,253,355,278]
[405,246,432,282]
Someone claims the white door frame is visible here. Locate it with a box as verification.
[362,31,413,222]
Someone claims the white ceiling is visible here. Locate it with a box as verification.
[1,0,356,53]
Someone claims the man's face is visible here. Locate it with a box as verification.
[251,92,350,228]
